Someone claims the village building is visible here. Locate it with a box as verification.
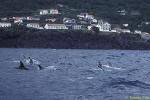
[49,9,59,15]
[0,23,11,27]
[123,24,129,27]
[63,18,76,24]
[101,22,111,31]
[57,4,64,8]
[21,17,27,20]
[12,17,24,24]
[72,25,82,30]
[91,19,98,23]
[88,24,103,31]
[142,21,150,25]
[86,15,94,20]
[77,13,94,20]
[77,13,88,19]
[9,17,14,20]
[40,10,49,15]
[26,23,43,29]
[27,17,40,21]
[134,30,142,34]
[121,29,131,33]
[40,9,59,15]
[44,24,68,30]
[111,29,117,33]
[112,28,122,33]
[97,20,111,31]
[0,18,8,21]
[14,19,23,24]
[117,9,127,16]
[12,17,26,20]
[45,18,56,22]
[88,21,111,32]
[145,22,150,25]
[80,21,90,25]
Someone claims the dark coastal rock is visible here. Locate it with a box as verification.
[0,28,150,50]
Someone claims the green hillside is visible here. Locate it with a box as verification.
[0,0,150,31]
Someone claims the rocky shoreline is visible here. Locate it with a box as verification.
[0,27,150,50]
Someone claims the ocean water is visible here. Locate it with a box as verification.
[0,48,150,100]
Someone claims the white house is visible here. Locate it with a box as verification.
[72,25,82,30]
[143,22,150,25]
[26,23,43,29]
[145,22,150,25]
[117,9,127,16]
[14,19,23,24]
[12,17,26,20]
[0,23,11,27]
[0,18,8,21]
[91,19,98,23]
[111,30,117,33]
[27,17,40,21]
[101,22,111,31]
[88,21,111,32]
[63,18,76,24]
[80,21,89,25]
[97,20,111,31]
[77,13,94,20]
[112,28,122,33]
[122,29,131,33]
[40,10,49,15]
[88,24,102,31]
[77,13,88,19]
[49,9,59,14]
[86,15,94,20]
[44,24,68,30]
[123,24,129,27]
[134,30,142,34]
[40,9,59,15]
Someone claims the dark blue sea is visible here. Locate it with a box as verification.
[0,48,150,100]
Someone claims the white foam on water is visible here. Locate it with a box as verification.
[92,68,102,71]
[52,49,57,50]
[45,65,57,70]
[92,64,124,72]
[102,64,123,70]
[86,77,94,80]
[11,60,20,63]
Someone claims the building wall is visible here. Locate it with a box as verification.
[49,9,59,14]
[88,22,111,32]
[40,10,49,15]
[45,24,68,30]
[102,23,111,31]
[72,25,82,30]
[26,23,43,29]
[0,23,11,27]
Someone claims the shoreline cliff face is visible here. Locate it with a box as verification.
[0,28,150,50]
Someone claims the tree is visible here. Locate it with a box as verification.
[91,26,99,33]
